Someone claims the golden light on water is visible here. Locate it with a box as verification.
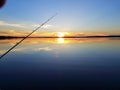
[0,38,110,46]
[0,38,113,55]
[57,38,64,44]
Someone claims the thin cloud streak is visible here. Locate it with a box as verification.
[32,24,52,29]
[0,20,53,29]
[0,21,24,28]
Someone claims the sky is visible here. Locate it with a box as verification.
[0,0,120,36]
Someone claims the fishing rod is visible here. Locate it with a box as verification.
[0,13,58,59]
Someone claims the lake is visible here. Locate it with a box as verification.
[0,38,120,90]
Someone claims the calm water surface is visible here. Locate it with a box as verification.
[0,38,120,90]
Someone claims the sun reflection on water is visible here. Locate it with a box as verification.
[0,38,119,56]
[57,38,64,44]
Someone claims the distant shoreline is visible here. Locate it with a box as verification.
[0,35,120,39]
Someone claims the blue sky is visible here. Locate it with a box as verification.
[0,0,120,36]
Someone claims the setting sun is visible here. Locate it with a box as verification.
[57,32,69,38]
[57,32,65,37]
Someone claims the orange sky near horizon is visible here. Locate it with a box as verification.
[0,30,110,37]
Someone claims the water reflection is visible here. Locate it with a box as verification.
[57,38,64,44]
[0,38,110,45]
[0,38,109,54]
[0,38,120,89]
[0,37,120,58]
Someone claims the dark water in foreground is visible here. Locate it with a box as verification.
[0,38,120,90]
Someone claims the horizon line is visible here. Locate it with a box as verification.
[0,35,120,39]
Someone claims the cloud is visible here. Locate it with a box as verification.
[0,21,24,28]
[69,32,109,36]
[0,20,53,30]
[0,29,109,37]
[0,30,29,36]
[0,29,55,36]
[42,24,52,29]
[31,24,52,29]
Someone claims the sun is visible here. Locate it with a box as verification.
[57,32,65,37]
[57,32,67,38]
